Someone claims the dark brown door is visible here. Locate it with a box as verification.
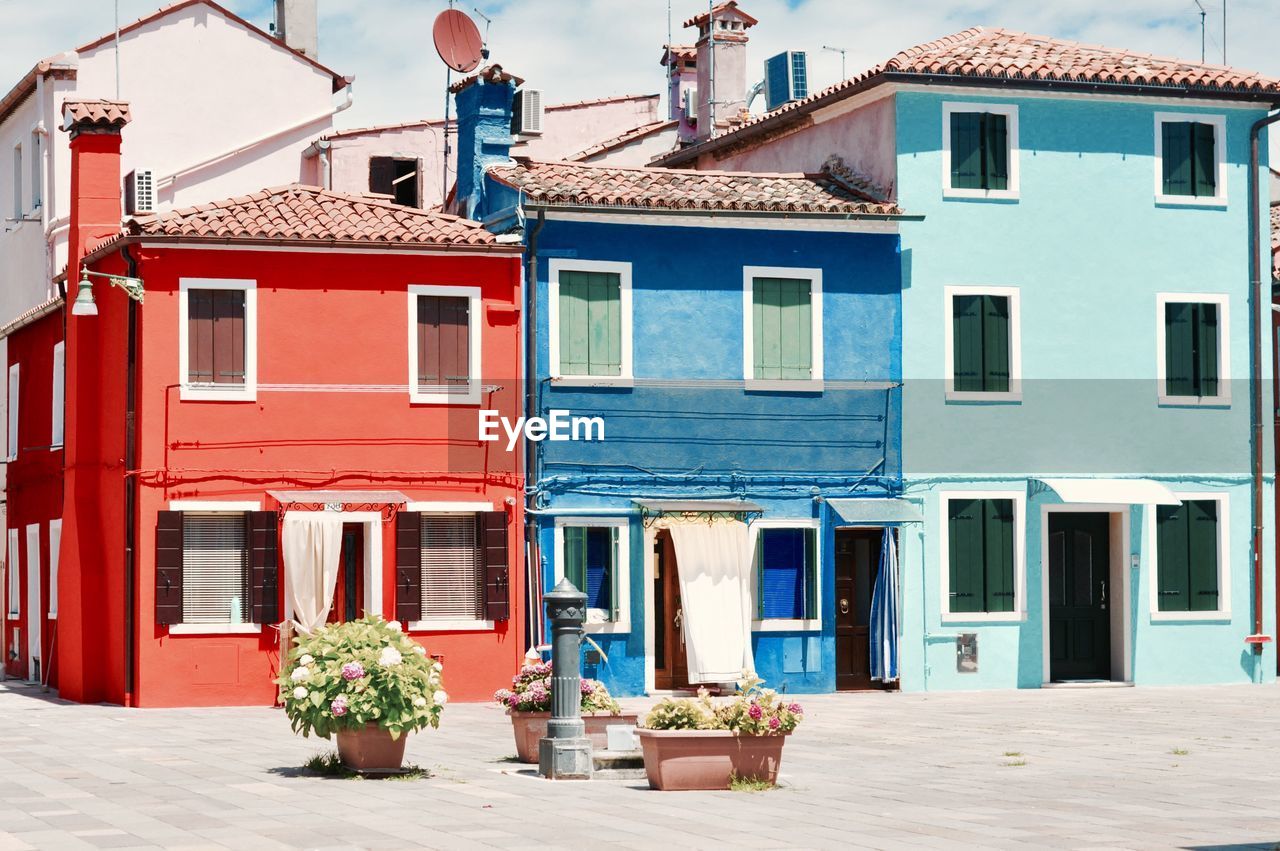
[835,529,882,691]
[328,523,365,624]
[1048,513,1111,681]
[653,531,689,690]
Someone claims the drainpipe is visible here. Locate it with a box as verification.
[121,244,140,705]
[524,208,546,652]
[34,74,51,286]
[301,138,332,189]
[1247,109,1280,660]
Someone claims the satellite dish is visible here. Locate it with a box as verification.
[433,9,484,73]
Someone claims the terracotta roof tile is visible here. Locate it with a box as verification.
[122,184,498,246]
[568,120,678,162]
[60,99,131,132]
[682,1,758,30]
[660,45,697,66]
[449,64,524,95]
[488,158,904,216]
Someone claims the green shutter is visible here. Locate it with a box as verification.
[1191,122,1216,197]
[1164,302,1195,397]
[983,499,1015,613]
[559,273,590,376]
[1162,122,1193,196]
[950,112,984,190]
[1196,303,1219,397]
[983,113,1009,191]
[803,528,817,620]
[753,277,812,380]
[1187,500,1219,612]
[563,526,586,592]
[948,499,983,613]
[952,295,984,392]
[982,295,1011,393]
[559,271,621,376]
[1156,505,1190,612]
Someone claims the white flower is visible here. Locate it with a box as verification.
[413,644,427,656]
[434,690,449,706]
[413,696,427,708]
[289,666,310,682]
[378,646,403,667]
[387,620,402,632]
[299,654,314,666]
[428,672,441,686]
[292,686,308,700]
[432,660,443,672]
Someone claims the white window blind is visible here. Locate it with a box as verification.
[51,342,64,447]
[48,520,61,618]
[182,513,248,624]
[6,530,19,617]
[420,514,483,620]
[8,363,19,460]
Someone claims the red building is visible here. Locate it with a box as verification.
[2,99,526,706]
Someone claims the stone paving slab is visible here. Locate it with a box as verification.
[0,682,1278,849]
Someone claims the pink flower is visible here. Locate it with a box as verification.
[748,703,762,720]
[768,716,780,730]
[507,693,519,708]
[579,679,594,694]
[788,703,803,714]
[341,662,365,681]
[330,696,348,717]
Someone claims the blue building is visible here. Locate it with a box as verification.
[454,68,920,695]
[659,24,1280,688]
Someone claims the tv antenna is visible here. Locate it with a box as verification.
[473,8,492,60]
[823,45,848,79]
[1193,0,1206,62]
[432,6,484,210]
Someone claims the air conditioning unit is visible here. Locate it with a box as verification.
[124,169,155,215]
[511,89,543,136]
[682,86,698,124]
[763,51,808,111]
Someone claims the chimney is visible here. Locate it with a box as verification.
[61,100,130,271]
[275,0,319,59]
[660,45,698,145]
[686,1,757,142]
[452,65,520,219]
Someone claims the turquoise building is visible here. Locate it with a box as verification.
[660,25,1279,688]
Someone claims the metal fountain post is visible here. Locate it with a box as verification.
[538,578,593,779]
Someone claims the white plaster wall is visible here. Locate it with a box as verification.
[582,127,679,167]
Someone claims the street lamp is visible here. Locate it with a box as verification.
[71,266,145,317]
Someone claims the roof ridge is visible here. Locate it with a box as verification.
[886,26,989,67]
[502,158,816,180]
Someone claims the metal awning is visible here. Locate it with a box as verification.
[633,499,765,513]
[1035,478,1180,506]
[827,498,923,524]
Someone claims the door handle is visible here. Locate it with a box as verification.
[674,610,682,631]
[1100,580,1107,609]
[840,598,849,614]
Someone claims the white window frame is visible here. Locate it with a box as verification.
[553,516,631,634]
[7,363,19,460]
[178,278,257,402]
[165,500,262,635]
[12,142,22,219]
[941,102,1020,201]
[29,130,41,212]
[409,508,494,632]
[50,341,64,449]
[1148,491,1231,622]
[1153,112,1227,207]
[407,285,482,405]
[943,285,1023,402]
[742,265,824,391]
[750,517,822,632]
[1155,292,1230,406]
[6,529,18,618]
[938,490,1027,624]
[47,519,61,618]
[547,259,633,385]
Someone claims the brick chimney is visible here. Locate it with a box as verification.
[452,65,520,219]
[61,100,130,271]
[275,0,319,59]
[686,1,757,142]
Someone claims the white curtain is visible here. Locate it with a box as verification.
[666,519,755,684]
[283,514,344,634]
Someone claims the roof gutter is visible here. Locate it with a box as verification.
[520,201,922,222]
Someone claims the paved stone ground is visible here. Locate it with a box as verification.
[0,681,1278,850]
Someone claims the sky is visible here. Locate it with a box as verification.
[0,0,1278,132]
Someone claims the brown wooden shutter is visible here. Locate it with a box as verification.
[247,511,279,624]
[369,156,395,196]
[478,511,510,622]
[440,297,469,386]
[396,512,422,622]
[188,290,213,383]
[417,295,439,385]
[155,511,184,625]
[211,290,245,385]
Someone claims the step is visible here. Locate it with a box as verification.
[593,749,644,771]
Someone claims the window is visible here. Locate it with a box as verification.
[7,363,19,460]
[1155,498,1226,616]
[944,286,1020,401]
[554,518,630,632]
[5,529,18,617]
[1157,293,1229,405]
[25,523,39,627]
[155,507,275,631]
[396,508,507,629]
[420,514,483,620]
[743,266,823,388]
[1155,113,1225,204]
[942,495,1021,619]
[943,103,1019,199]
[755,526,817,622]
[12,143,22,219]
[369,156,420,208]
[549,260,632,382]
[408,285,481,404]
[51,342,64,448]
[179,278,256,400]
[47,520,60,618]
[181,513,250,625]
[29,131,41,211]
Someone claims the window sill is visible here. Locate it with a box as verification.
[550,376,634,388]
[180,385,256,402]
[1150,611,1231,623]
[168,623,262,635]
[945,390,1022,404]
[940,612,1024,625]
[1157,394,1231,408]
[744,379,824,394]
[47,613,57,620]
[943,188,1019,202]
[49,443,62,452]
[5,611,18,619]
[752,619,821,632]
[584,621,631,635]
[410,387,482,406]
[1154,194,1227,209]
[409,619,494,632]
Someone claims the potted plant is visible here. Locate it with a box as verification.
[636,672,804,791]
[278,615,446,772]
[493,660,638,763]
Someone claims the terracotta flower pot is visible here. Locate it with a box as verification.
[636,729,789,791]
[336,723,409,772]
[508,710,641,763]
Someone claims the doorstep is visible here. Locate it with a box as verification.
[1042,680,1135,689]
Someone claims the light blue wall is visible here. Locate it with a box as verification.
[893,90,1276,687]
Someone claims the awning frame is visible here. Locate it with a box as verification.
[634,499,765,528]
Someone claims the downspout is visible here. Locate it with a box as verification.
[302,139,332,190]
[121,244,140,705]
[1247,109,1280,662]
[34,73,51,286]
[524,208,547,651]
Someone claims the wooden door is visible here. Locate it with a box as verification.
[328,523,365,624]
[835,529,882,691]
[1048,513,1111,681]
[653,531,689,690]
